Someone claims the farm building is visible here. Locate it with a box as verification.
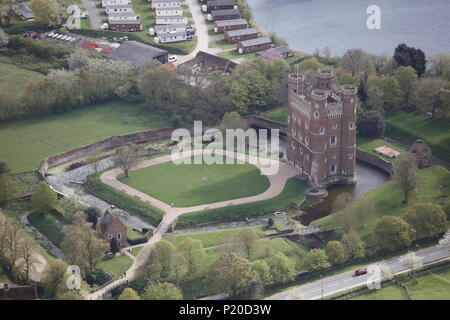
[155,15,188,25]
[151,0,181,9]
[213,18,248,33]
[177,51,237,85]
[237,37,272,54]
[155,7,183,16]
[0,283,37,300]
[209,9,241,21]
[108,12,140,21]
[102,0,131,6]
[203,0,236,13]
[13,2,34,20]
[224,27,258,43]
[108,20,143,31]
[256,46,292,60]
[107,40,169,66]
[104,4,133,14]
[155,32,193,43]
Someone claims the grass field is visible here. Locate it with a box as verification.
[314,164,450,239]
[353,267,450,300]
[0,102,171,172]
[208,39,236,50]
[27,211,65,246]
[218,50,255,60]
[264,107,287,125]
[118,155,271,207]
[97,255,133,277]
[0,63,45,98]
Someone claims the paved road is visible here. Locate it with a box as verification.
[81,0,102,30]
[266,244,450,300]
[88,150,297,299]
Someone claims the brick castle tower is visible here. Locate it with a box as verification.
[286,69,357,187]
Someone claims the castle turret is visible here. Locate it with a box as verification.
[288,73,304,95]
[316,69,332,90]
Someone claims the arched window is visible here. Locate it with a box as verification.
[299,148,303,155]
[305,136,309,145]
[298,132,302,140]
[330,164,336,173]
[349,153,354,159]
[319,127,325,135]
[291,141,296,149]
[349,122,355,129]
[314,111,320,119]
[332,123,338,130]
[292,127,296,135]
[330,136,337,145]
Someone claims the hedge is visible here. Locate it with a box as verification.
[177,178,309,228]
[85,171,164,227]
[385,123,450,164]
[71,29,187,55]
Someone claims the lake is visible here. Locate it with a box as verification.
[246,0,450,57]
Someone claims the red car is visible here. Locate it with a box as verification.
[355,268,368,276]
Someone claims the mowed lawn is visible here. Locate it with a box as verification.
[119,156,271,207]
[0,63,45,97]
[97,255,133,277]
[0,102,171,172]
[353,267,450,300]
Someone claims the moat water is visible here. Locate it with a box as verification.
[298,160,390,225]
[246,0,450,56]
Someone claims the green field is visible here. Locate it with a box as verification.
[218,50,256,60]
[353,267,450,300]
[118,155,271,207]
[0,102,171,172]
[208,39,236,51]
[0,63,45,97]
[97,255,133,277]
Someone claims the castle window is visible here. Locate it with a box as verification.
[107,234,113,239]
[333,123,338,130]
[319,127,325,135]
[117,233,121,240]
[306,154,310,161]
[298,132,302,140]
[298,117,301,125]
[299,148,303,155]
[342,169,347,174]
[349,153,353,159]
[350,98,354,104]
[330,136,337,145]
[291,141,295,149]
[305,137,309,145]
[314,111,320,119]
[330,164,336,174]
[292,127,296,135]
[333,154,337,160]
[349,122,355,129]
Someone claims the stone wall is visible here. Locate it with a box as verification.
[39,126,191,180]
[355,149,395,177]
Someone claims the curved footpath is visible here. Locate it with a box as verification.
[88,150,297,299]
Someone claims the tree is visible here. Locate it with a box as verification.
[373,216,416,251]
[31,181,57,212]
[392,152,419,204]
[61,213,107,275]
[353,198,375,230]
[118,288,140,300]
[297,57,326,72]
[0,0,17,27]
[84,207,100,228]
[413,79,450,120]
[0,28,8,47]
[377,261,394,281]
[399,251,423,280]
[251,260,272,286]
[268,31,288,46]
[171,251,187,285]
[394,66,418,108]
[0,168,14,202]
[341,229,365,259]
[428,52,450,80]
[207,253,256,296]
[325,241,347,265]
[220,111,245,130]
[404,203,448,239]
[393,43,426,77]
[236,227,259,260]
[152,240,175,278]
[178,237,206,275]
[267,218,274,229]
[110,238,120,254]
[265,252,297,285]
[115,143,138,178]
[439,231,450,254]
[19,239,38,283]
[142,282,182,300]
[342,49,372,77]
[366,75,402,111]
[1,216,23,273]
[68,50,90,71]
[302,249,330,272]
[56,290,84,300]
[30,0,66,27]
[40,259,68,298]
[230,69,269,115]
[356,110,385,138]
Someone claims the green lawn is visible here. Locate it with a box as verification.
[208,39,236,50]
[0,102,171,172]
[218,50,255,60]
[118,155,271,207]
[97,254,133,277]
[129,246,143,257]
[27,211,65,247]
[314,164,450,239]
[0,63,45,98]
[353,267,450,300]
[356,136,405,162]
[127,225,145,241]
[264,107,287,125]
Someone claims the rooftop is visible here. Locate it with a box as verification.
[214,18,247,27]
[207,0,236,6]
[211,9,241,16]
[239,37,272,47]
[225,27,257,37]
[107,41,167,67]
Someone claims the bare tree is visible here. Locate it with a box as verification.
[0,0,18,27]
[19,240,38,283]
[392,152,419,204]
[439,231,450,253]
[399,251,423,280]
[115,143,139,178]
[342,49,370,77]
[354,198,375,230]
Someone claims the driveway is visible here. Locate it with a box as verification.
[80,0,102,30]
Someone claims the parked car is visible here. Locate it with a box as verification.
[168,55,177,63]
[354,268,368,276]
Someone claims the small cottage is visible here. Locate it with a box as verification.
[209,8,241,21]
[237,37,272,54]
[224,27,258,43]
[97,211,128,247]
[213,18,248,33]
[203,0,236,13]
